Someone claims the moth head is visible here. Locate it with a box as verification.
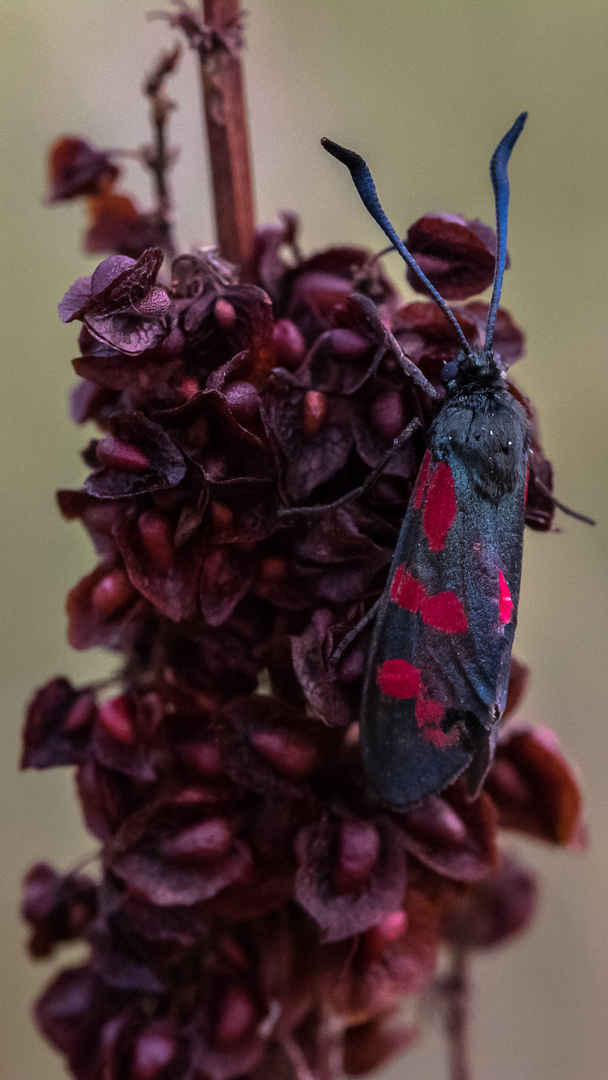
[442,348,502,396]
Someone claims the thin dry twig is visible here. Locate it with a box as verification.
[142,43,181,258]
[444,946,473,1080]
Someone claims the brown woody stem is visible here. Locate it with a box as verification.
[199,0,256,274]
[445,946,473,1080]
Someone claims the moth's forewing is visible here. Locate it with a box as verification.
[361,384,529,808]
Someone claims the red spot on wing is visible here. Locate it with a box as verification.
[378,658,459,752]
[420,591,468,633]
[377,659,421,699]
[423,461,457,551]
[415,694,455,749]
[499,570,514,624]
[391,566,426,612]
[413,450,432,511]
[415,695,444,727]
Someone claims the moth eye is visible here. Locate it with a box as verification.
[441,359,459,385]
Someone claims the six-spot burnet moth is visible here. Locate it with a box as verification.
[322,113,532,806]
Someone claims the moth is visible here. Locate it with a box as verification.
[322,114,531,806]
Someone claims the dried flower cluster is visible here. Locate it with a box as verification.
[23,26,584,1080]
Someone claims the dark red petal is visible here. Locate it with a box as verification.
[343,1012,419,1075]
[35,964,116,1069]
[213,985,257,1047]
[161,819,233,861]
[62,248,169,354]
[272,318,306,368]
[91,691,163,782]
[290,608,364,729]
[67,562,149,651]
[294,813,406,942]
[22,863,98,958]
[261,370,354,502]
[107,801,253,906]
[91,568,136,620]
[84,412,186,499]
[22,679,94,769]
[132,1028,177,1080]
[441,854,538,948]
[525,448,555,531]
[253,213,300,300]
[96,436,151,472]
[250,730,317,777]
[75,758,141,840]
[488,725,586,848]
[86,193,167,260]
[335,887,439,1020]
[47,136,119,201]
[402,783,498,881]
[217,694,334,797]
[405,214,498,301]
[190,1025,264,1080]
[333,820,382,893]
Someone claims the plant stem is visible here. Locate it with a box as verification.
[149,97,177,258]
[199,0,256,274]
[144,44,181,259]
[281,1036,317,1080]
[445,946,473,1080]
[317,1008,346,1080]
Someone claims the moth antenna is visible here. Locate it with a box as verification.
[321,137,474,360]
[485,112,528,350]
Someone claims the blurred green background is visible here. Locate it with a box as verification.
[1,1,607,1077]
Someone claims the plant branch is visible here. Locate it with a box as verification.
[444,946,473,1080]
[281,1036,317,1080]
[143,43,181,259]
[316,1007,346,1080]
[198,0,256,273]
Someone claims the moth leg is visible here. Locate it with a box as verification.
[348,291,438,399]
[329,596,382,669]
[532,477,595,526]
[384,324,438,398]
[276,416,421,522]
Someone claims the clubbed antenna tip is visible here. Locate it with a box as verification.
[321,136,474,359]
[486,111,528,349]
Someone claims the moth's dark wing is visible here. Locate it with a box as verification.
[360,481,474,808]
[361,448,526,808]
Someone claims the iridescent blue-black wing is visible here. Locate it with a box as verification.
[361,411,528,808]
